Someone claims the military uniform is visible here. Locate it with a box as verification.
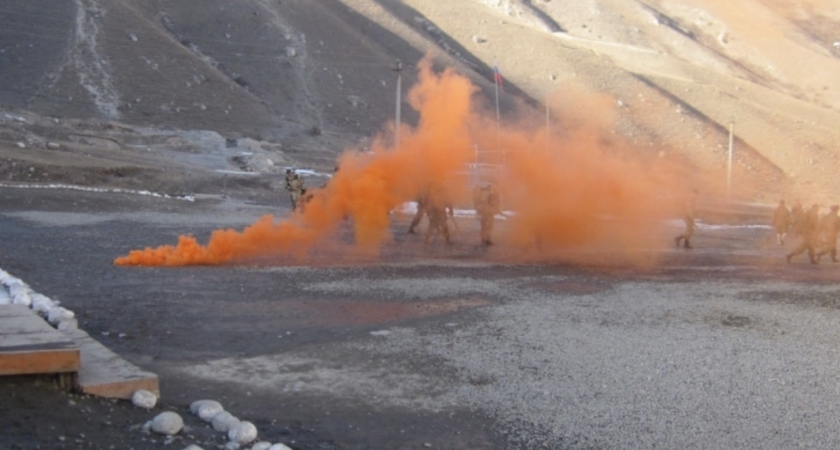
[473,183,501,245]
[423,188,453,245]
[287,173,305,211]
[787,204,820,264]
[816,205,840,262]
[674,190,698,249]
[772,200,791,245]
[407,191,428,234]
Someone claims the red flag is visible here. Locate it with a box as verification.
[493,60,504,93]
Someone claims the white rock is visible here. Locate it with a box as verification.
[189,399,209,414]
[211,411,240,432]
[190,399,224,421]
[151,411,184,435]
[268,444,293,450]
[0,288,11,305]
[250,442,272,450]
[56,318,78,330]
[16,142,25,149]
[227,421,257,444]
[182,445,204,450]
[30,293,56,315]
[131,389,157,409]
[9,284,32,306]
[47,307,75,325]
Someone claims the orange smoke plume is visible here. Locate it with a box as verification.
[115,56,692,267]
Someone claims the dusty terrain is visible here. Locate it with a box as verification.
[4,184,840,450]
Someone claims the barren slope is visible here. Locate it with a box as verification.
[2,0,840,202]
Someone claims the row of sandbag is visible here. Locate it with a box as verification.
[0,268,76,329]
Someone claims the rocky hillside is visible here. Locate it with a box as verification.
[1,0,839,202]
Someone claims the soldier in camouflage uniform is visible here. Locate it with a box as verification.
[787,203,820,264]
[816,205,840,263]
[423,186,454,245]
[674,189,698,249]
[407,190,428,235]
[286,172,305,212]
[473,182,501,245]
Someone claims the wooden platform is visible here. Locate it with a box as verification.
[0,305,80,375]
[1,305,159,399]
[62,328,159,399]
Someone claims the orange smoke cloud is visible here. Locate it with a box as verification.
[115,56,692,267]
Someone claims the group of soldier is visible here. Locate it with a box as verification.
[774,199,840,264]
[406,181,502,246]
[284,172,839,259]
[283,168,503,246]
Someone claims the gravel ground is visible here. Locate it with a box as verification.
[3,185,840,450]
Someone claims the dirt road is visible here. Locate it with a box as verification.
[3,185,840,450]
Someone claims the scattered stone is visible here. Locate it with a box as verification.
[191,400,224,422]
[370,330,390,336]
[47,142,60,149]
[16,142,25,149]
[227,421,257,444]
[47,306,75,325]
[285,47,296,57]
[128,33,138,42]
[131,389,157,409]
[211,411,240,432]
[268,444,293,450]
[250,441,272,450]
[150,411,184,435]
[182,445,204,450]
[472,35,486,44]
[56,318,78,330]
[10,285,32,307]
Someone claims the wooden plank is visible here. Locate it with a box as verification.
[0,349,80,375]
[0,315,61,336]
[0,305,80,375]
[61,329,159,399]
[0,305,37,318]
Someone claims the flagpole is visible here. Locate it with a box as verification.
[394,59,403,150]
[545,86,550,152]
[494,58,500,130]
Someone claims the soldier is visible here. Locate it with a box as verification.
[424,187,453,245]
[674,189,698,249]
[816,205,840,262]
[786,203,820,264]
[407,190,428,235]
[473,182,501,245]
[772,199,791,245]
[286,172,305,211]
[284,169,295,191]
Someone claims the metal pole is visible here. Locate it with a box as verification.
[545,89,550,152]
[394,60,403,149]
[727,122,734,198]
